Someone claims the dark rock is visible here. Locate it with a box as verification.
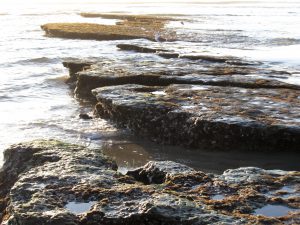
[0,140,119,224]
[117,44,167,53]
[92,84,300,151]
[63,60,94,82]
[1,142,299,224]
[127,161,195,184]
[180,54,230,63]
[79,113,93,120]
[61,56,300,152]
[116,44,256,65]
[158,52,180,59]
[64,58,299,100]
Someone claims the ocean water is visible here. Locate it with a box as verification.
[0,0,299,172]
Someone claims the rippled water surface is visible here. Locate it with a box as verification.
[0,0,299,172]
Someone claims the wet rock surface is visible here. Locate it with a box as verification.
[117,44,168,53]
[61,47,300,152]
[1,141,299,225]
[92,84,300,151]
[41,12,300,152]
[116,43,262,65]
[63,57,299,99]
[62,60,94,82]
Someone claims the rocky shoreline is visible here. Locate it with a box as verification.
[1,12,298,225]
[60,50,300,151]
[43,14,299,151]
[0,140,299,225]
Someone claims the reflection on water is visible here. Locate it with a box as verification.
[65,201,97,215]
[254,204,299,217]
[212,194,225,201]
[101,136,300,174]
[102,142,154,173]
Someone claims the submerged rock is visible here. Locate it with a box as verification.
[116,43,260,65]
[0,141,299,225]
[92,84,300,151]
[116,44,167,53]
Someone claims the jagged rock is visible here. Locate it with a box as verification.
[92,84,300,151]
[63,60,94,77]
[0,142,299,224]
[127,161,197,184]
[62,60,94,82]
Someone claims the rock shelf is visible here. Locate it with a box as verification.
[0,141,299,224]
[63,58,299,99]
[41,13,300,152]
[92,84,300,151]
[61,54,300,152]
[41,14,177,42]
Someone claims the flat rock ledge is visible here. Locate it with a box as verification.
[41,14,177,42]
[92,84,300,151]
[63,58,299,99]
[62,56,300,151]
[0,140,299,225]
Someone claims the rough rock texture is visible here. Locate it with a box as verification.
[62,60,94,82]
[0,141,299,225]
[62,58,299,99]
[92,84,300,151]
[61,52,300,152]
[41,14,177,42]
